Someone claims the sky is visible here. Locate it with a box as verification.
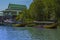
[0,0,33,11]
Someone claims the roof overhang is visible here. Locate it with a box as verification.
[0,10,22,12]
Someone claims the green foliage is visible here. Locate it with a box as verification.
[56,0,60,18]
[16,9,35,27]
[15,0,59,27]
[29,0,57,21]
[29,0,45,21]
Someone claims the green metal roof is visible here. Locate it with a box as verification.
[8,4,27,10]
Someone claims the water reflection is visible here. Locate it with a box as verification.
[0,26,60,40]
[0,26,32,40]
[27,28,59,40]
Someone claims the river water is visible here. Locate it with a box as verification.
[0,26,60,40]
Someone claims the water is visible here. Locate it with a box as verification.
[0,26,60,40]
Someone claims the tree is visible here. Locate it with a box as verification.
[29,0,57,21]
[56,0,60,18]
[29,0,45,21]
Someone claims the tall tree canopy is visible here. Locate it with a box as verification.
[29,0,57,21]
[56,0,60,18]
